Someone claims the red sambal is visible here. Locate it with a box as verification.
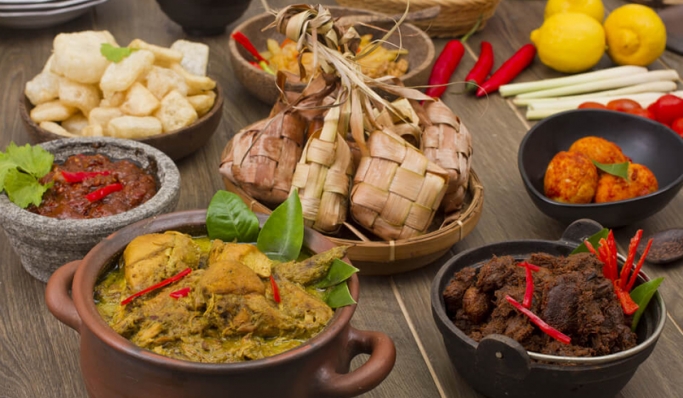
[28,154,157,219]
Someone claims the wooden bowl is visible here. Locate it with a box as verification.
[20,84,223,161]
[228,6,435,105]
[222,170,484,275]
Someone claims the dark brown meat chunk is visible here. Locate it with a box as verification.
[476,256,517,292]
[443,267,476,316]
[462,287,490,323]
[541,274,581,334]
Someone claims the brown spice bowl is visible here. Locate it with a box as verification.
[0,137,180,282]
[45,210,396,398]
[430,219,666,398]
[19,84,223,161]
[229,6,435,105]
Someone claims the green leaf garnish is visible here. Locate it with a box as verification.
[630,277,664,331]
[324,282,357,309]
[206,190,259,242]
[257,190,303,262]
[591,160,629,180]
[100,43,137,63]
[570,228,609,255]
[3,168,51,208]
[314,259,359,289]
[0,142,53,208]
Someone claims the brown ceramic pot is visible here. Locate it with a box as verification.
[46,210,396,398]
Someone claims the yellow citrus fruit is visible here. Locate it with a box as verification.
[604,4,666,66]
[544,0,605,23]
[530,13,606,73]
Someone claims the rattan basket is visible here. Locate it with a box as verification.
[334,0,502,38]
[221,164,484,275]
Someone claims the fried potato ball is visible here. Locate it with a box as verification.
[594,163,658,203]
[569,136,628,164]
[544,151,599,204]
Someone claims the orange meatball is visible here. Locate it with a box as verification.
[544,151,599,204]
[594,163,658,203]
[569,136,628,164]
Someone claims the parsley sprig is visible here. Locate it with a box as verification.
[0,142,53,208]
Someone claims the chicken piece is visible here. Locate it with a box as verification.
[123,231,201,292]
[274,245,348,286]
[594,163,658,203]
[569,136,628,164]
[272,276,333,333]
[544,151,598,204]
[199,260,265,296]
[209,241,272,277]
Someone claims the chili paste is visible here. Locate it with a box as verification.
[28,154,156,219]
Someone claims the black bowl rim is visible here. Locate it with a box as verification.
[430,237,667,366]
[518,108,683,210]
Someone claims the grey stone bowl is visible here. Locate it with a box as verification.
[0,137,181,282]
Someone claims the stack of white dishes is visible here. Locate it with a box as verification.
[0,0,109,29]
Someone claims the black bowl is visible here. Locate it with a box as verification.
[518,109,683,227]
[155,0,252,36]
[431,219,666,398]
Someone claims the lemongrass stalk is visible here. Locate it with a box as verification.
[516,70,680,99]
[526,108,572,120]
[512,81,679,107]
[528,91,683,111]
[499,66,647,97]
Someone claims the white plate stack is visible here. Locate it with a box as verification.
[0,0,109,29]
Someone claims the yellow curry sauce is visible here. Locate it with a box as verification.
[94,231,346,363]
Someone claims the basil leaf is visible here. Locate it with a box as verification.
[3,168,51,208]
[324,282,356,309]
[206,190,259,242]
[257,190,303,262]
[570,228,609,255]
[591,160,629,180]
[100,43,137,63]
[630,277,664,332]
[314,259,359,289]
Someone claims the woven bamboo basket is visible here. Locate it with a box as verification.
[334,0,503,38]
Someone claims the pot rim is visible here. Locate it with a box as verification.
[431,237,667,366]
[71,209,359,373]
[0,137,179,230]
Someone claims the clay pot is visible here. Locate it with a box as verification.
[155,0,252,36]
[46,210,396,398]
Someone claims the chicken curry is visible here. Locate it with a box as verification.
[95,231,347,363]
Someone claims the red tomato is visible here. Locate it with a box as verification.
[606,99,642,112]
[650,94,683,125]
[578,101,607,109]
[672,118,683,138]
[625,108,656,120]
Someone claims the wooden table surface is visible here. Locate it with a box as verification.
[1,0,682,397]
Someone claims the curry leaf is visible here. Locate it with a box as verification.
[630,277,664,332]
[206,190,259,242]
[3,169,51,208]
[591,160,629,180]
[571,228,609,255]
[314,259,359,289]
[324,282,356,309]
[100,43,137,63]
[257,190,303,262]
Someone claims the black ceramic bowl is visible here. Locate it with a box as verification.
[155,0,252,36]
[431,219,666,398]
[518,109,683,227]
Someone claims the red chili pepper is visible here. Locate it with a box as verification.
[249,61,262,70]
[424,19,481,99]
[464,41,493,93]
[85,183,123,202]
[169,287,191,299]
[61,170,111,183]
[270,275,281,304]
[476,44,536,97]
[232,31,267,63]
[516,261,540,272]
[522,263,534,309]
[505,295,571,345]
[619,230,642,288]
[614,282,639,315]
[121,268,192,305]
[626,238,653,292]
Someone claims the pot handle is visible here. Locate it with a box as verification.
[475,334,531,380]
[559,218,605,247]
[314,327,396,397]
[45,260,82,333]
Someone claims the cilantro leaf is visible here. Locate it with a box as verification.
[3,168,51,208]
[0,152,18,192]
[591,160,629,180]
[5,142,53,178]
[100,43,137,63]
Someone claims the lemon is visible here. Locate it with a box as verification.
[604,4,666,66]
[544,0,605,23]
[530,13,606,73]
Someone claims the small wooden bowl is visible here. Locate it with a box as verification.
[229,6,435,105]
[20,84,223,161]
